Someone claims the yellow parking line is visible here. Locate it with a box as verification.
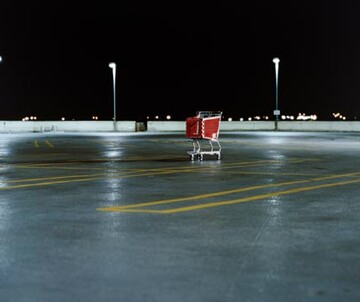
[6,173,106,184]
[32,140,53,148]
[45,140,54,147]
[1,176,103,190]
[3,157,330,193]
[97,179,311,212]
[97,173,360,214]
[160,178,360,214]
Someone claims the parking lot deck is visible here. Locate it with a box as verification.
[1,131,360,302]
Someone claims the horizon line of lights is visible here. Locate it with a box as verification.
[20,112,351,121]
[228,112,351,122]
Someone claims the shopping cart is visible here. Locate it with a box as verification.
[185,111,222,161]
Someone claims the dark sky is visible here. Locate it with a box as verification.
[0,0,359,121]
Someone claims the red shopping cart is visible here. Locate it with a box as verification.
[185,111,222,161]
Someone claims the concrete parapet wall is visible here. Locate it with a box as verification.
[147,121,185,132]
[220,121,274,131]
[278,121,360,131]
[148,121,360,132]
[147,121,274,132]
[0,121,136,133]
[2,120,360,133]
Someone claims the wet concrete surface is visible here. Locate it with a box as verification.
[0,131,360,302]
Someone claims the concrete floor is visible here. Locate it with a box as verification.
[0,131,360,302]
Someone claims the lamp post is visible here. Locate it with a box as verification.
[109,62,116,130]
[272,57,280,130]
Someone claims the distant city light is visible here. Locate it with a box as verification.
[166,115,171,120]
[297,113,317,121]
[228,117,232,121]
[92,116,98,120]
[61,117,65,121]
[281,115,295,120]
[333,112,346,120]
[22,116,37,121]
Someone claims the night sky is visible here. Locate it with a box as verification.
[0,1,359,121]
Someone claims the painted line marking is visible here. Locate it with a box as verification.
[1,176,103,190]
[158,179,360,214]
[97,172,360,214]
[4,157,325,190]
[32,140,53,148]
[45,140,54,147]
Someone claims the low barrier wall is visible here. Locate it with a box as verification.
[278,121,360,132]
[0,121,136,133]
[147,121,360,132]
[1,120,360,133]
[146,121,275,132]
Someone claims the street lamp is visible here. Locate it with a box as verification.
[109,62,116,128]
[272,57,280,130]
